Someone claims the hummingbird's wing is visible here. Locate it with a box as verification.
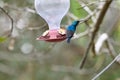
[66,30,74,43]
[66,30,74,38]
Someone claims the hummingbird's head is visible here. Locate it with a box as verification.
[72,20,79,26]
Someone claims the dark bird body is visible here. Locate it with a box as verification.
[66,20,79,43]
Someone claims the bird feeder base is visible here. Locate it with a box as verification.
[36,29,66,42]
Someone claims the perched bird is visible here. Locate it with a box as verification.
[66,20,79,43]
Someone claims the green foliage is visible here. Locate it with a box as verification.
[0,37,7,43]
[70,0,88,18]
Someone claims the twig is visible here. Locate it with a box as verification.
[68,9,98,39]
[5,3,36,14]
[78,1,96,23]
[67,12,79,20]
[0,6,14,37]
[79,8,98,24]
[91,54,120,80]
[77,0,118,10]
[77,2,97,10]
[80,0,113,69]
[28,23,47,30]
[73,9,98,39]
[73,28,94,39]
[105,39,116,59]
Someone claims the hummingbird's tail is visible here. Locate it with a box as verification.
[67,38,71,43]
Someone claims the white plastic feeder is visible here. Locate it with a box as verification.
[35,0,70,42]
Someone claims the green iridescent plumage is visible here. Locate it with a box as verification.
[66,20,79,43]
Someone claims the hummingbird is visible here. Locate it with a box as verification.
[66,20,79,43]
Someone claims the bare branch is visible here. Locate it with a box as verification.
[78,1,96,23]
[67,12,79,20]
[73,9,98,39]
[0,6,14,37]
[80,0,113,69]
[91,54,120,80]
[105,39,116,59]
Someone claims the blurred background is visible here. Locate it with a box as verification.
[0,0,120,80]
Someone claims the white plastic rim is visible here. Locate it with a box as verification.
[35,0,70,30]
